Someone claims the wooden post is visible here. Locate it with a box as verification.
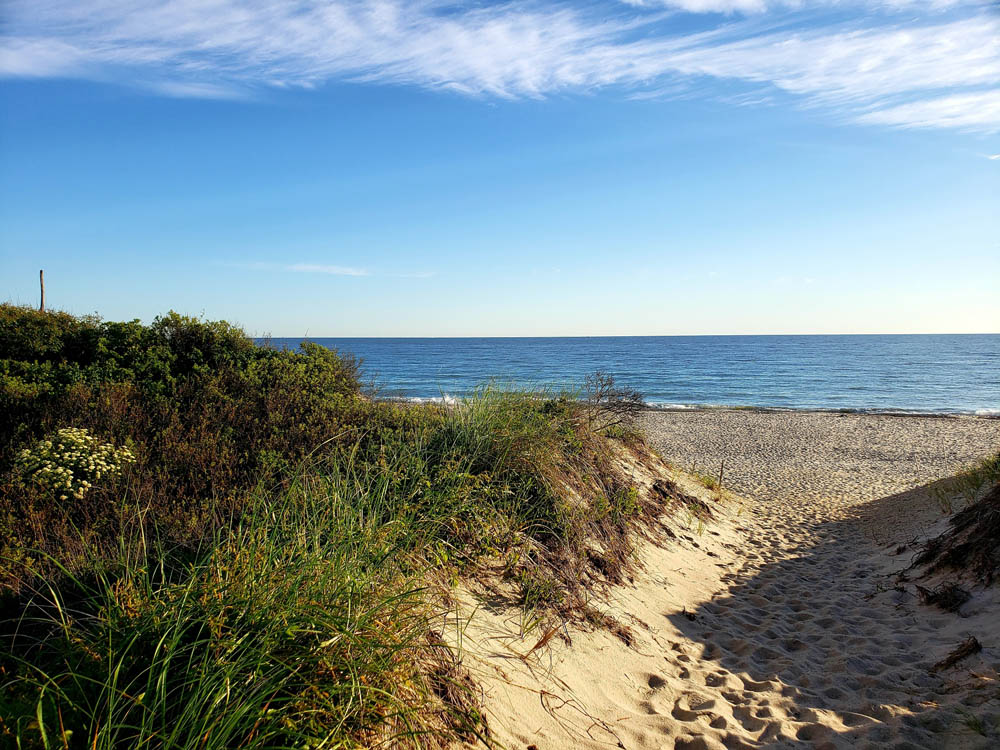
[39,270,45,313]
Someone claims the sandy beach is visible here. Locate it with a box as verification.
[453,411,1000,749]
[641,410,999,506]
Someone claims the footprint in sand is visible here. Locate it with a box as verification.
[671,693,716,722]
[703,671,730,688]
[795,722,831,741]
[730,705,768,732]
[739,675,777,692]
[648,673,668,689]
[672,736,723,750]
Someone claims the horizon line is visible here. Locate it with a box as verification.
[256,332,1000,340]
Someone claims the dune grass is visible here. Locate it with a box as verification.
[3,459,484,748]
[0,305,682,748]
[930,452,1000,514]
[2,392,663,748]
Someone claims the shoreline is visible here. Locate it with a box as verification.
[643,404,1000,419]
[387,394,1000,419]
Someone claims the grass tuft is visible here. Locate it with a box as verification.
[931,452,1000,513]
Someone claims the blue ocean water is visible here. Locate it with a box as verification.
[265,335,1000,415]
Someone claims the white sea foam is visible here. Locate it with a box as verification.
[645,402,703,411]
[400,395,461,406]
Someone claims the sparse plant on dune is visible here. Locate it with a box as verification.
[692,470,720,491]
[583,370,646,434]
[915,460,1000,586]
[930,452,1000,514]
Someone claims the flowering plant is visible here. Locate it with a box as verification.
[16,427,135,500]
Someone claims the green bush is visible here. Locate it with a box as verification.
[16,427,134,500]
[0,304,364,593]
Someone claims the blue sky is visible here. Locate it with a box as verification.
[1,1,998,336]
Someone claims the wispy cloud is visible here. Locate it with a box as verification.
[227,261,435,277]
[287,263,369,276]
[391,271,437,279]
[622,0,774,11]
[1,1,998,130]
[620,0,971,12]
[856,90,1000,130]
[154,80,251,100]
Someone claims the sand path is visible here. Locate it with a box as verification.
[458,413,1000,749]
[657,488,986,749]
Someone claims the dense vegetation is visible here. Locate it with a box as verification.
[0,304,687,748]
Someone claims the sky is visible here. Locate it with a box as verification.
[1,0,998,337]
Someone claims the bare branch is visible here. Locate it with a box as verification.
[583,371,645,433]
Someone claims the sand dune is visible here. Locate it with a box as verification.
[450,411,1000,749]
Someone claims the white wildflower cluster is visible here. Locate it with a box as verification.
[16,427,135,501]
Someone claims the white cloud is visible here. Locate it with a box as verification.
[230,261,434,276]
[650,16,1000,109]
[622,0,794,11]
[623,0,972,10]
[0,39,79,77]
[856,90,1000,129]
[1,1,998,130]
[287,263,369,276]
[154,81,250,99]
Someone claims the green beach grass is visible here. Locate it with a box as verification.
[0,304,687,748]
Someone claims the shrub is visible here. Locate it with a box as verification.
[583,370,645,433]
[0,304,365,593]
[16,427,134,500]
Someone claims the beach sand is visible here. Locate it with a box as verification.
[641,410,999,507]
[450,411,1000,749]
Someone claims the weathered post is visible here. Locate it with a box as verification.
[39,269,45,313]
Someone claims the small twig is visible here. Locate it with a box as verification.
[932,635,982,672]
[524,624,561,658]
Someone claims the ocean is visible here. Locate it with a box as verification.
[264,334,1000,416]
